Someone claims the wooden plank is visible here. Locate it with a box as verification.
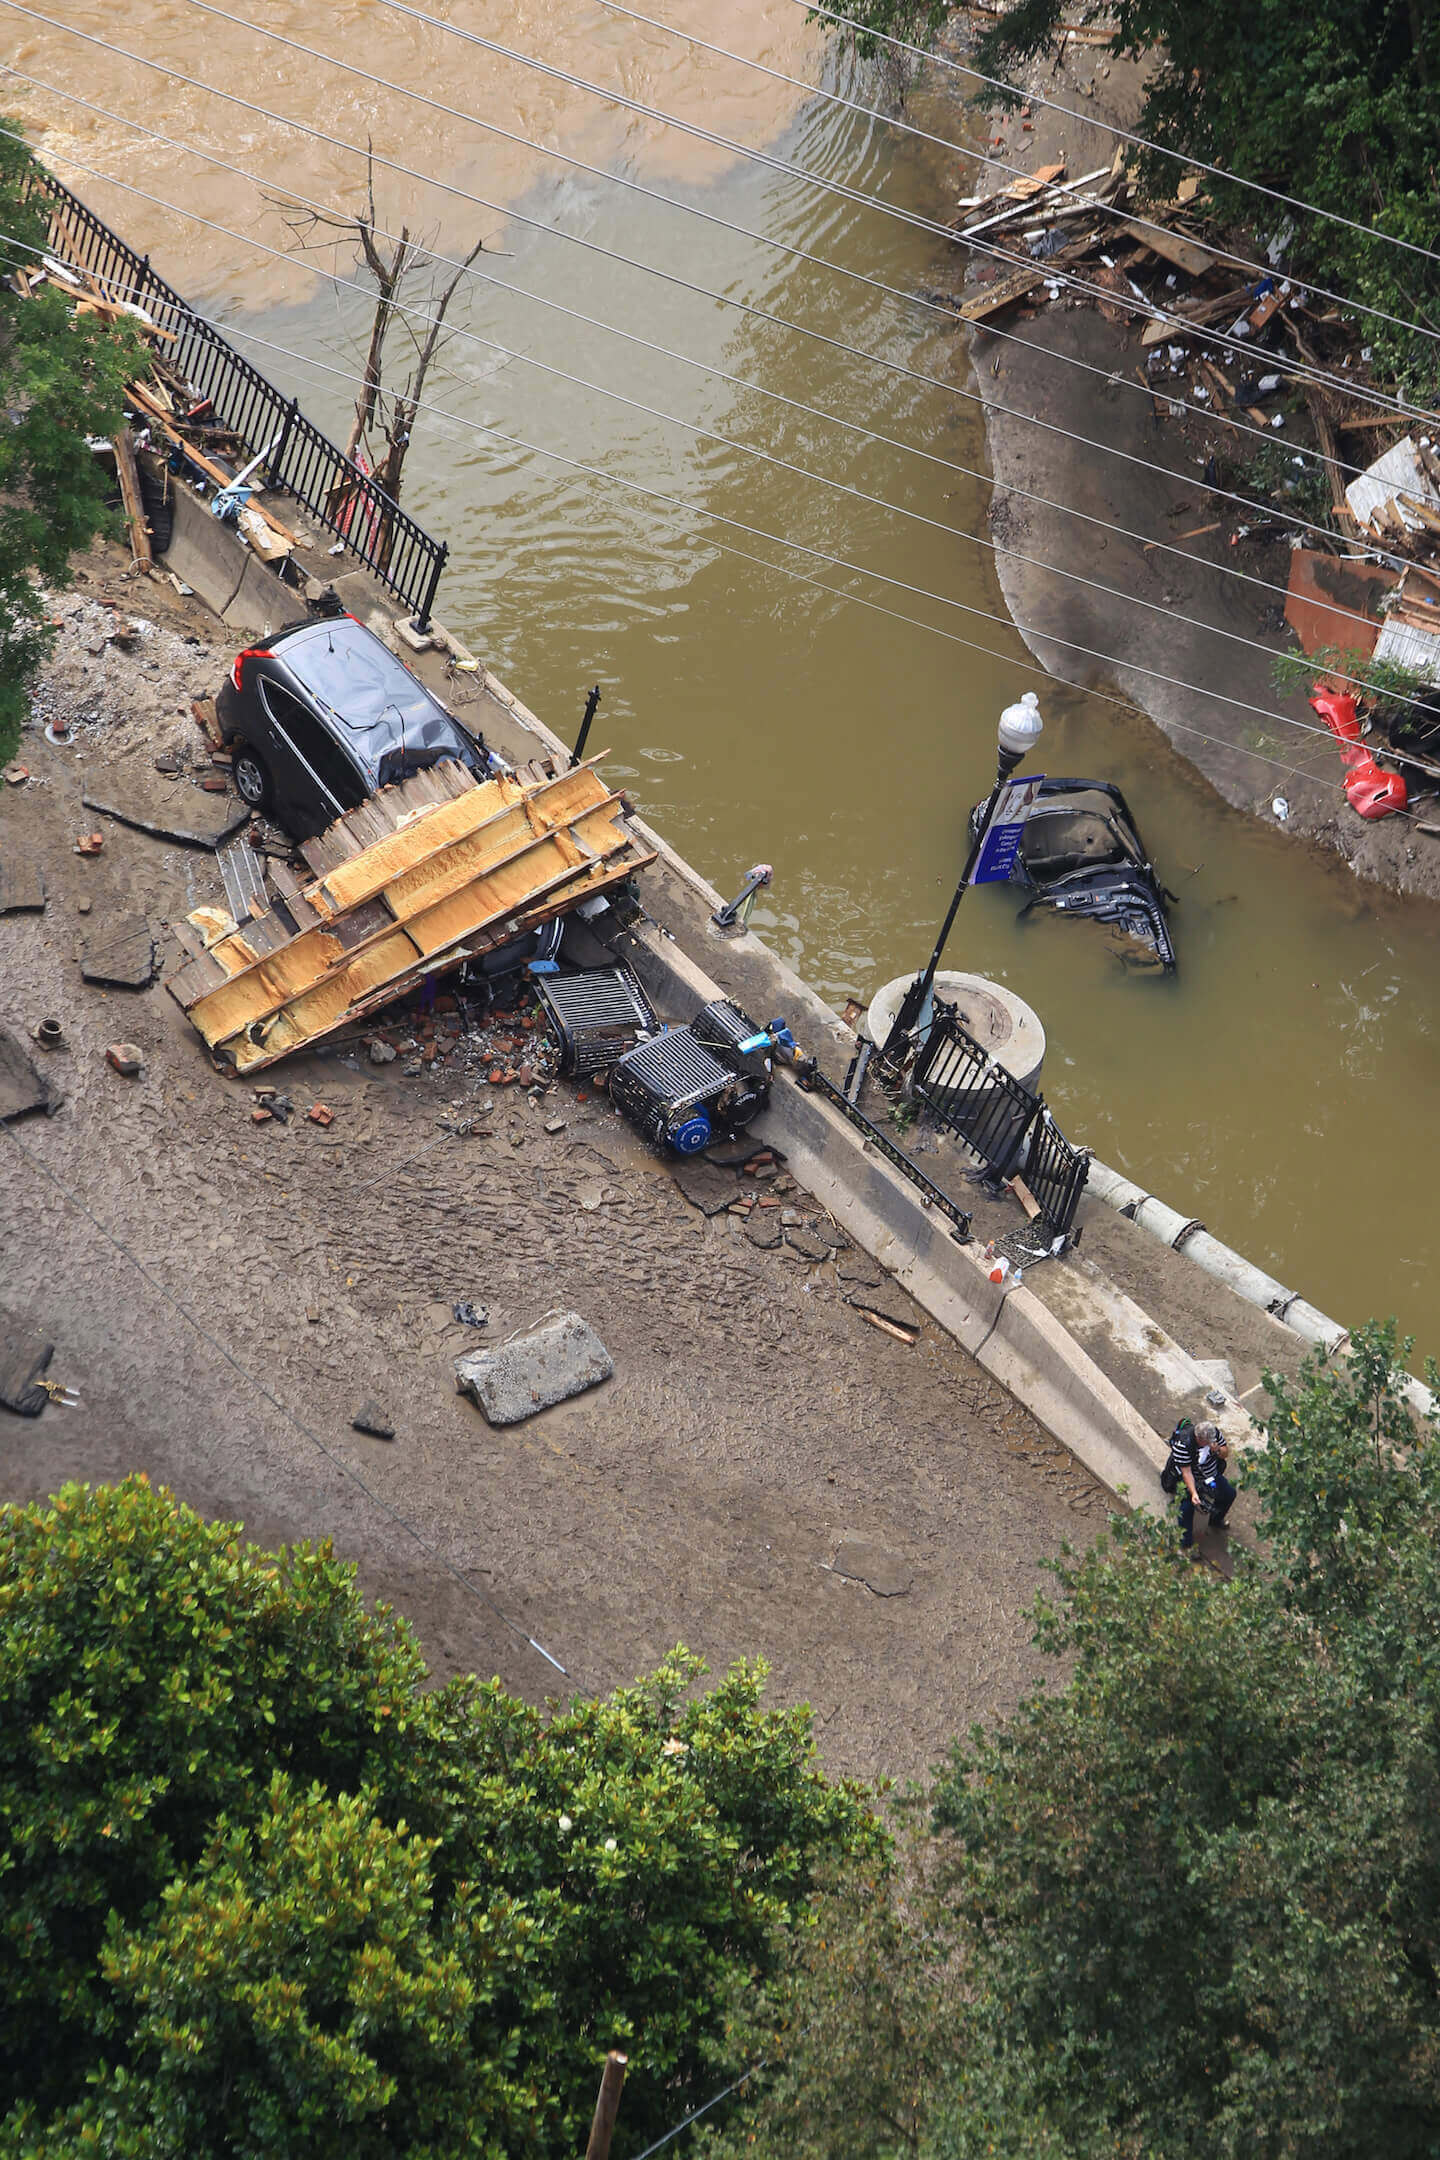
[112,427,152,568]
[186,790,636,1040]
[959,263,1047,322]
[217,842,656,1073]
[123,380,301,547]
[1116,219,1215,278]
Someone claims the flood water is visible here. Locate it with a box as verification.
[12,3,1438,1349]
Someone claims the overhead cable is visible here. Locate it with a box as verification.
[6,70,1395,713]
[593,0,1440,354]
[0,224,1390,835]
[10,1,1402,544]
[796,0,1440,276]
[333,0,1440,419]
[0,157,1408,790]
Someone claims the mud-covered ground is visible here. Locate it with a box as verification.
[0,542,1103,1784]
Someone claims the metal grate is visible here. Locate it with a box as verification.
[617,1029,734,1105]
[534,966,656,1075]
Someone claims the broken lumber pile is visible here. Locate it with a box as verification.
[168,758,657,1073]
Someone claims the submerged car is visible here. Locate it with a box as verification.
[980,777,1177,971]
[217,616,491,839]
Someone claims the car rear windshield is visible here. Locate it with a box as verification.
[283,624,440,737]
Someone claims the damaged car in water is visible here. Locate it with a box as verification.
[981,777,1177,971]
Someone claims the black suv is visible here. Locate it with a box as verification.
[216,616,490,839]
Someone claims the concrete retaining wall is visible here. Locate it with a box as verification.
[157,480,306,639]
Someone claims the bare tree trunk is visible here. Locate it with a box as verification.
[371,234,486,556]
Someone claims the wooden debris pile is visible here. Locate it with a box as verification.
[949,151,1440,555]
[167,755,657,1073]
[6,246,296,570]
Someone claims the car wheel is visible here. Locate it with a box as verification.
[233,746,271,811]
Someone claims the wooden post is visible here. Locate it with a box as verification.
[112,427,151,568]
[584,2051,628,2160]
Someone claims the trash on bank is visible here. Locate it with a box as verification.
[167,757,656,1073]
[454,1308,613,1426]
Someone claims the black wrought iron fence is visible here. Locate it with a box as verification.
[1021,1105,1091,1242]
[24,170,449,624]
[911,1014,1038,1185]
[911,1010,1089,1242]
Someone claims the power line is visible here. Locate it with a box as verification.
[1,172,1407,805]
[9,2,1405,555]
[798,0,1440,277]
[342,0,1440,421]
[0,1117,574,1680]
[12,52,1310,623]
[18,0,1403,547]
[2,145,1413,754]
[6,68,1388,714]
[593,0,1440,356]
[40,240,1346,796]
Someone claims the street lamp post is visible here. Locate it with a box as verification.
[881,691,1045,1061]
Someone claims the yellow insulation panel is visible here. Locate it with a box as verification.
[308,773,524,916]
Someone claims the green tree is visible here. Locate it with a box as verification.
[0,1477,882,2157]
[814,2,1440,392]
[972,0,1440,395]
[709,1322,1440,2158]
[0,124,138,765]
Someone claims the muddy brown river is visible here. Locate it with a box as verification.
[9,3,1437,1349]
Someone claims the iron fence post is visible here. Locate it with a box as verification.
[268,396,300,487]
[410,540,447,634]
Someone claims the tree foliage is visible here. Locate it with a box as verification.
[974,0,1440,393]
[815,2,1440,391]
[0,124,139,764]
[0,1478,882,2157]
[707,1321,1440,2159]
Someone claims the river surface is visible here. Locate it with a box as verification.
[10,3,1438,1349]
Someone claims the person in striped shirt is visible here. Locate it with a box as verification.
[1168,1417,1235,1549]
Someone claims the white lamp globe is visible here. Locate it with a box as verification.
[997,689,1044,762]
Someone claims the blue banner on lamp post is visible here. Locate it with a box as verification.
[970,777,1045,885]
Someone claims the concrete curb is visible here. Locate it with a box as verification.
[619,913,1166,1516]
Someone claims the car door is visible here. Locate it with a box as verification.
[259,679,368,835]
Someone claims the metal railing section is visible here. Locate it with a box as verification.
[794,1059,973,1243]
[911,1011,1089,1242]
[25,170,449,624]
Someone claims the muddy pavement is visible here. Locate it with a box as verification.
[1,564,1103,1784]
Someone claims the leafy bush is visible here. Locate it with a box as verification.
[708,1323,1440,2158]
[0,1478,882,2156]
[0,124,138,764]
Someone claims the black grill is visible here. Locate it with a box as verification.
[534,966,657,1075]
[611,1000,770,1154]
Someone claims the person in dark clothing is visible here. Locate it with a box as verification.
[1168,1418,1205,1549]
[1168,1418,1236,1547]
[1195,1422,1236,1532]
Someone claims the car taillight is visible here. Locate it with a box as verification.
[231,645,266,692]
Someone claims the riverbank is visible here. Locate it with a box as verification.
[933,29,1440,906]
